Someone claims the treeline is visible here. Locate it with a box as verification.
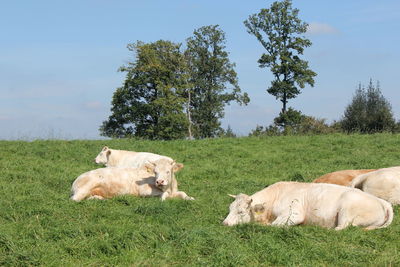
[100,0,397,140]
[249,80,399,137]
[101,0,316,140]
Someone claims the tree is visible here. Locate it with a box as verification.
[185,25,250,138]
[273,107,304,129]
[100,40,189,140]
[341,80,395,133]
[244,0,316,118]
[219,125,237,138]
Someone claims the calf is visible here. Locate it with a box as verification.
[312,169,376,186]
[223,181,392,230]
[351,167,400,205]
[71,158,194,201]
[95,146,173,168]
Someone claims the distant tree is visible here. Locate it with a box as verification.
[220,125,237,138]
[341,80,395,133]
[297,116,335,135]
[185,25,250,138]
[100,40,189,140]
[244,0,316,125]
[274,107,304,130]
[249,125,266,137]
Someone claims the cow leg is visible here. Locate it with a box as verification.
[335,208,352,230]
[271,213,304,226]
[170,191,195,200]
[271,199,304,226]
[335,196,381,230]
[161,191,170,201]
[70,190,88,202]
[335,221,350,230]
[88,187,108,200]
[87,195,105,200]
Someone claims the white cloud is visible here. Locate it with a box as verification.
[307,22,339,35]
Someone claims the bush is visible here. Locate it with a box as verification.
[249,108,337,136]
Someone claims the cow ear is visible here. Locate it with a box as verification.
[247,198,253,205]
[228,194,236,199]
[106,150,111,156]
[173,163,184,172]
[144,162,155,173]
[102,146,109,151]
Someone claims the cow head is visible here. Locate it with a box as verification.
[95,146,111,165]
[223,193,253,226]
[144,159,184,190]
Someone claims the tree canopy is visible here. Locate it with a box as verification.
[100,40,189,140]
[100,25,249,140]
[186,25,249,138]
[244,0,316,117]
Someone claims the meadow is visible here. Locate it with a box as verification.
[1,134,400,266]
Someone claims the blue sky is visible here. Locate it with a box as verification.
[1,0,399,139]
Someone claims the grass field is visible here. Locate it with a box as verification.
[1,134,400,266]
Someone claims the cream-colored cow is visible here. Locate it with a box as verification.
[71,158,194,201]
[94,146,173,168]
[313,169,376,186]
[223,181,392,230]
[351,167,400,205]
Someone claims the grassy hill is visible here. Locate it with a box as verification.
[1,134,400,266]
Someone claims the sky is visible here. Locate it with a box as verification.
[1,0,399,139]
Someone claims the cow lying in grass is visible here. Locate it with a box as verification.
[351,167,400,205]
[71,158,194,201]
[312,169,376,186]
[223,181,392,230]
[95,146,173,168]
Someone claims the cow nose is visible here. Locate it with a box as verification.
[222,220,229,226]
[156,180,164,186]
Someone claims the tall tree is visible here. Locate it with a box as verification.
[100,40,189,140]
[341,84,367,132]
[185,25,249,138]
[341,80,395,133]
[244,0,316,116]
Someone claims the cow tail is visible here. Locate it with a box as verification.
[350,173,369,189]
[379,198,393,228]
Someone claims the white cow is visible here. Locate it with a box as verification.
[94,146,173,168]
[71,158,194,201]
[351,166,400,205]
[223,181,392,230]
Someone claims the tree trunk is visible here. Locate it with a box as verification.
[282,91,287,114]
[282,91,287,132]
[187,89,194,140]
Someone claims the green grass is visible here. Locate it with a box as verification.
[1,134,400,266]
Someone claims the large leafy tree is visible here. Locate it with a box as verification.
[341,80,395,133]
[244,0,316,116]
[100,40,189,140]
[185,25,249,138]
